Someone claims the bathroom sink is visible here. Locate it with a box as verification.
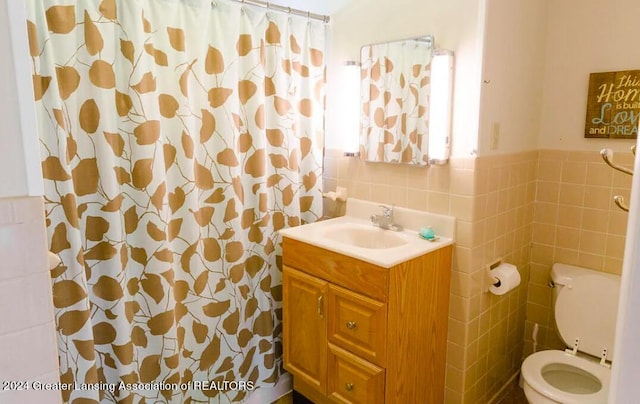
[278,198,456,268]
[321,223,409,249]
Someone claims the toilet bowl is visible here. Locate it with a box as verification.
[520,263,620,404]
[521,350,610,403]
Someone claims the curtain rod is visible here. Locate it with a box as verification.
[223,0,330,23]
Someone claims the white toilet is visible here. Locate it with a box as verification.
[521,263,621,404]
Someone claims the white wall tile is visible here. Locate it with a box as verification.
[0,198,48,281]
[0,322,59,381]
[11,197,44,224]
[0,377,62,404]
[0,199,16,225]
[0,197,59,401]
[0,272,56,335]
[0,369,62,404]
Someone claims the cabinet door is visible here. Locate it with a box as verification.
[283,266,329,394]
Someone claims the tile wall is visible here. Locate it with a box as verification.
[470,152,537,402]
[526,150,632,355]
[0,197,61,404]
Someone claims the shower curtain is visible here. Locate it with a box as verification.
[27,0,324,402]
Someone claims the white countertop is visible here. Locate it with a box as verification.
[279,198,456,268]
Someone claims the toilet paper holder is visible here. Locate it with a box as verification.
[486,258,503,288]
[485,258,521,295]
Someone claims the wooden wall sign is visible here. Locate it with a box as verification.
[584,70,640,139]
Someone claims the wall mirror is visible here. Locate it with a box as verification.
[359,35,453,165]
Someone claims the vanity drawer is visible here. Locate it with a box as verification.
[283,237,388,301]
[328,284,387,367]
[328,344,385,404]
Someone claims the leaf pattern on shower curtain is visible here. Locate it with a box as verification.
[28,0,324,402]
[360,41,431,164]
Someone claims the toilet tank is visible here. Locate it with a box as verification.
[550,263,621,359]
[550,263,595,300]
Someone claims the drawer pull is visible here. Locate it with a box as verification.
[345,383,354,391]
[346,321,357,330]
[317,294,324,318]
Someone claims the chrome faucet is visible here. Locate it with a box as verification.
[370,205,403,231]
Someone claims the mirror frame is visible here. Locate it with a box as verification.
[358,35,452,166]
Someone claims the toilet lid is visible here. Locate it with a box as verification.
[555,274,620,359]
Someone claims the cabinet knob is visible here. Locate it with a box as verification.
[346,321,357,329]
[345,383,354,391]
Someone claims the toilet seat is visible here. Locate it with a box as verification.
[521,350,610,404]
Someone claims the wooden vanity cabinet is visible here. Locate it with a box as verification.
[282,237,452,404]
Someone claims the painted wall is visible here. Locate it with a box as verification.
[1,0,42,198]
[1,1,29,197]
[538,0,640,152]
[325,0,486,158]
[477,0,547,155]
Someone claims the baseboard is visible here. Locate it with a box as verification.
[487,371,520,404]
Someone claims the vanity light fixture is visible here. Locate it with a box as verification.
[428,50,454,164]
[343,60,361,157]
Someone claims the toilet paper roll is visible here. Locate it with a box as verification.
[48,251,62,270]
[488,263,521,295]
